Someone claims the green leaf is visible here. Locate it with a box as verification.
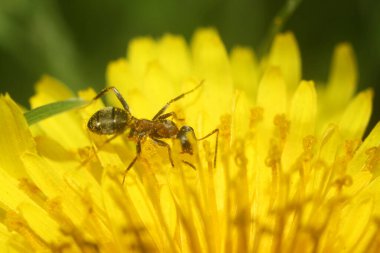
[24,98,88,125]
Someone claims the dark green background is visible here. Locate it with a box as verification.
[0,0,379,128]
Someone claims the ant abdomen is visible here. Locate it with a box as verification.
[88,106,129,135]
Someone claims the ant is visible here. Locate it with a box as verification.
[87,82,219,184]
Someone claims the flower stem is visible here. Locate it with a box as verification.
[258,0,303,58]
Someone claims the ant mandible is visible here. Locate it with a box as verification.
[87,81,219,184]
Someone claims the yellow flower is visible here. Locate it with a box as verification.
[1,28,380,253]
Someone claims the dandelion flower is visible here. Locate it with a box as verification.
[1,28,380,253]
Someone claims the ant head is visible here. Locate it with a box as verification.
[87,106,131,135]
[177,126,196,155]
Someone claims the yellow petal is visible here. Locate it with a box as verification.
[318,124,340,166]
[157,34,191,81]
[127,37,157,78]
[0,222,29,253]
[0,167,35,211]
[282,81,317,172]
[106,58,138,99]
[335,196,373,251]
[106,59,155,120]
[191,28,234,130]
[348,122,380,175]
[30,76,90,150]
[122,177,164,250]
[160,184,177,239]
[106,60,176,119]
[191,28,233,102]
[32,75,73,102]
[191,28,231,83]
[18,202,65,244]
[268,32,301,92]
[4,211,50,252]
[366,177,380,216]
[21,152,66,198]
[255,68,287,194]
[21,152,89,227]
[230,46,259,97]
[141,61,175,118]
[326,43,358,110]
[232,91,253,140]
[338,89,373,140]
[0,95,35,178]
[257,67,287,126]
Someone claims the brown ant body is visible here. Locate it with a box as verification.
[87,83,219,183]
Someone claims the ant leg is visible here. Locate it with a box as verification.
[92,86,130,111]
[151,138,174,167]
[156,112,184,121]
[152,80,204,120]
[92,134,119,151]
[103,134,119,145]
[198,129,219,168]
[122,140,141,184]
[82,134,120,165]
[182,160,196,170]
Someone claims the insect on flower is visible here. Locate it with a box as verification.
[87,81,219,184]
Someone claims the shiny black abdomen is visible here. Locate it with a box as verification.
[87,106,129,135]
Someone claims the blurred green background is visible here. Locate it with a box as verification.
[0,0,379,127]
